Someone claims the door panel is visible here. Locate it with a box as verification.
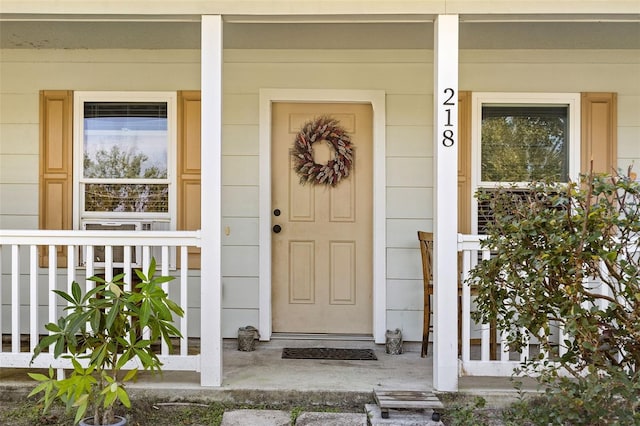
[272,102,373,334]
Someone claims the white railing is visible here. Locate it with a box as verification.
[0,229,201,373]
[458,233,545,376]
[457,233,635,377]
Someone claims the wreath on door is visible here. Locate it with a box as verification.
[291,116,354,187]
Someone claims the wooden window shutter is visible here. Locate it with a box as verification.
[581,92,617,174]
[177,91,202,269]
[39,90,73,267]
[458,91,472,234]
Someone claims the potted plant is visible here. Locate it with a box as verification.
[29,259,184,425]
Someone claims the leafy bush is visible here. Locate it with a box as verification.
[469,169,639,424]
[29,260,184,425]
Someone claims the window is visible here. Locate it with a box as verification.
[471,93,581,234]
[73,92,177,228]
[40,90,202,269]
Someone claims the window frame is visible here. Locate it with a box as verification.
[72,91,177,230]
[470,92,581,234]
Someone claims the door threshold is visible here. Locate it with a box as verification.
[270,333,374,341]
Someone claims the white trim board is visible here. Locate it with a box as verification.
[258,89,387,344]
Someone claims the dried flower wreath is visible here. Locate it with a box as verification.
[291,116,353,187]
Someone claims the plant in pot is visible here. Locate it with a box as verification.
[29,259,184,425]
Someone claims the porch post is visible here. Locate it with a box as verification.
[200,15,223,387]
[433,14,459,392]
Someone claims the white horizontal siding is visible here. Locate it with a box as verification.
[386,310,423,342]
[0,56,199,92]
[222,217,259,246]
[618,95,640,126]
[0,93,38,123]
[222,277,260,309]
[222,125,259,155]
[386,94,433,126]
[386,219,432,248]
[459,50,640,65]
[224,49,432,64]
[617,126,640,173]
[221,186,259,217]
[387,188,433,219]
[0,124,38,154]
[222,156,259,186]
[0,155,38,184]
[1,47,639,341]
[221,245,259,277]
[386,125,433,157]
[222,308,260,339]
[387,248,422,280]
[223,62,433,95]
[223,94,259,125]
[0,184,37,215]
[387,279,423,310]
[617,95,640,172]
[386,157,432,187]
[0,215,38,229]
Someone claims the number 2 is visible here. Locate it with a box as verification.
[443,88,455,106]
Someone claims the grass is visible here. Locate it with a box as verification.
[0,397,360,426]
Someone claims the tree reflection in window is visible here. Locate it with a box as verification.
[481,105,569,183]
[82,102,169,213]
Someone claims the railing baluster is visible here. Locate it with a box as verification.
[49,245,59,327]
[142,246,151,341]
[558,323,567,357]
[11,245,20,353]
[104,246,113,282]
[67,245,76,284]
[85,245,94,292]
[123,246,132,292]
[0,245,3,353]
[500,330,509,361]
[29,245,38,352]
[461,248,471,363]
[161,245,169,355]
[480,249,491,361]
[520,328,529,363]
[180,246,189,357]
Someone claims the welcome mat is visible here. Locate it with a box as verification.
[282,347,377,360]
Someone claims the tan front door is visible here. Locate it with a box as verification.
[271,102,373,334]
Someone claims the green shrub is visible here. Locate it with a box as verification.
[29,259,184,425]
[469,169,640,424]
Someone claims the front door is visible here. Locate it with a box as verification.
[271,102,373,334]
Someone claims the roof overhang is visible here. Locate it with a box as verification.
[1,3,638,50]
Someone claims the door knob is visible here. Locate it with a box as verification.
[272,224,282,233]
[273,209,281,216]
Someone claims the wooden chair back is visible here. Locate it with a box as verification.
[418,231,495,359]
[417,231,434,294]
[417,231,434,357]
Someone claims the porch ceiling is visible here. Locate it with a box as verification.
[0,19,639,50]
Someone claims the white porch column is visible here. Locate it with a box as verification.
[200,15,223,387]
[433,14,459,392]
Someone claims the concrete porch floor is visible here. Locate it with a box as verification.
[0,338,537,408]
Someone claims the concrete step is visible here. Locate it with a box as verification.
[220,409,368,426]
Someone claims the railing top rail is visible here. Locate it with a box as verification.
[457,233,487,251]
[0,229,202,247]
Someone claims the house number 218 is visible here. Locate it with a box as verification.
[442,88,455,147]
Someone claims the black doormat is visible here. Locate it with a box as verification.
[282,347,377,360]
